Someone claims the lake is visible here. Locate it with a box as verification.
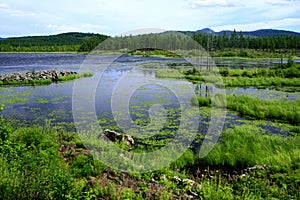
[0,53,294,138]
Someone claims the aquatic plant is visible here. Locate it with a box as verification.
[193,95,300,125]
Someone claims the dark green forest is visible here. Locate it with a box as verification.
[0,30,300,55]
[0,32,109,52]
[192,30,300,51]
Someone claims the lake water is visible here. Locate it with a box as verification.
[0,54,293,137]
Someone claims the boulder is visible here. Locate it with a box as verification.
[0,70,78,84]
[101,129,135,149]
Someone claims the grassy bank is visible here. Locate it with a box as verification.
[156,70,300,87]
[193,95,300,125]
[0,72,93,86]
[0,116,299,199]
[128,48,300,59]
[223,77,300,87]
[196,125,300,199]
[210,48,300,58]
[156,61,300,87]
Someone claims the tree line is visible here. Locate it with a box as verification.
[0,32,109,52]
[91,31,300,53]
[192,30,300,51]
[0,31,299,53]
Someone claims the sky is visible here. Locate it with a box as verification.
[1,0,300,37]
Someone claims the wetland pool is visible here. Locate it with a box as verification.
[0,54,296,141]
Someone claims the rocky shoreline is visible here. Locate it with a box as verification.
[0,70,78,83]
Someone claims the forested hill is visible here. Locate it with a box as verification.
[1,29,300,53]
[0,32,109,52]
[196,28,300,37]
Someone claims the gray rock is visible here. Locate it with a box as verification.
[0,70,78,84]
[100,129,135,150]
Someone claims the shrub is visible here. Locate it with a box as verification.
[0,118,14,143]
[70,154,95,178]
[11,127,46,147]
[287,56,295,68]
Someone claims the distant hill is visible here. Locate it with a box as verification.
[0,32,110,52]
[0,32,109,46]
[0,37,6,41]
[192,28,300,37]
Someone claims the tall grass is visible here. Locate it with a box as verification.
[196,124,300,199]
[155,70,185,79]
[224,77,300,87]
[227,95,300,125]
[193,95,300,125]
[200,125,300,169]
[57,72,94,81]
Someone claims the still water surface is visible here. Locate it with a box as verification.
[0,53,294,136]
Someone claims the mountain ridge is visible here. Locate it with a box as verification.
[193,28,300,37]
[1,28,300,39]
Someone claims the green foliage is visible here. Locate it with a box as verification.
[129,49,182,58]
[201,125,300,169]
[58,72,94,82]
[0,117,299,199]
[184,67,201,76]
[199,178,234,200]
[227,95,300,125]
[192,96,211,107]
[191,124,300,199]
[170,149,195,169]
[0,104,4,111]
[0,122,73,199]
[11,126,51,147]
[0,118,14,143]
[192,33,300,52]
[70,154,95,178]
[78,35,109,52]
[155,70,185,79]
[224,77,300,87]
[122,188,137,200]
[194,95,300,125]
[287,56,295,68]
[219,68,229,76]
[0,32,109,52]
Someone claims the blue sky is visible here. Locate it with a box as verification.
[1,0,300,37]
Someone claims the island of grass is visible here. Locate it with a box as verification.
[0,70,93,86]
[156,58,300,87]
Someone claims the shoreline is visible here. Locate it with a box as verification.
[0,51,299,60]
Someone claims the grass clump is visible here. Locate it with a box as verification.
[58,71,94,82]
[201,125,300,169]
[193,95,300,125]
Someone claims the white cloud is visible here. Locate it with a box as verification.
[190,0,300,8]
[1,0,300,36]
[0,2,38,17]
[9,10,37,17]
[0,3,9,9]
[190,0,243,8]
[46,24,108,33]
[266,0,300,6]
